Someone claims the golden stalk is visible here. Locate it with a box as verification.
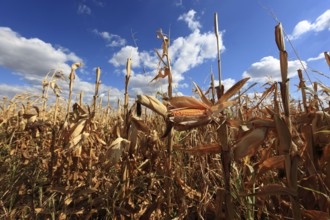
[298,69,307,113]
[67,62,81,114]
[155,29,174,215]
[211,67,216,104]
[214,12,222,98]
[214,12,234,219]
[79,91,84,107]
[54,95,59,123]
[93,67,101,113]
[107,89,111,116]
[313,82,319,110]
[124,58,131,120]
[275,22,301,219]
[164,34,174,215]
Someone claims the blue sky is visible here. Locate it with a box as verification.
[0,0,329,105]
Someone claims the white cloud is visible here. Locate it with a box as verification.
[109,46,140,68]
[109,46,158,70]
[307,52,325,62]
[0,27,125,107]
[92,29,126,47]
[0,27,81,82]
[178,9,201,31]
[289,9,330,40]
[213,78,236,92]
[0,84,40,99]
[169,30,224,78]
[108,9,224,96]
[77,4,91,15]
[130,73,168,95]
[242,56,306,82]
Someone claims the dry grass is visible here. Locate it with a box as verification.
[0,24,330,220]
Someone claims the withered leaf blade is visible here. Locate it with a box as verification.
[211,100,237,113]
[131,116,149,133]
[257,155,285,176]
[253,83,276,109]
[154,48,167,66]
[150,69,164,82]
[174,143,221,155]
[274,114,291,154]
[218,77,250,104]
[248,118,275,128]
[243,184,297,197]
[192,82,212,107]
[233,128,267,161]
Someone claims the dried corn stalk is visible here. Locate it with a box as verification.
[67,62,82,113]
[93,67,101,113]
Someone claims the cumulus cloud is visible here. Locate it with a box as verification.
[0,27,126,106]
[289,9,330,40]
[213,78,236,92]
[178,9,201,31]
[0,27,81,81]
[0,84,41,99]
[77,4,91,15]
[108,9,224,96]
[170,30,223,78]
[242,56,306,82]
[109,46,158,70]
[307,52,326,62]
[92,29,126,47]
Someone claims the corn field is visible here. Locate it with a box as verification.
[0,21,330,220]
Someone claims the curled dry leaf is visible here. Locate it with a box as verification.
[131,116,149,133]
[137,95,167,117]
[106,137,130,166]
[247,118,275,128]
[257,155,285,176]
[150,67,170,83]
[274,114,291,154]
[71,62,82,71]
[233,128,268,162]
[211,100,237,113]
